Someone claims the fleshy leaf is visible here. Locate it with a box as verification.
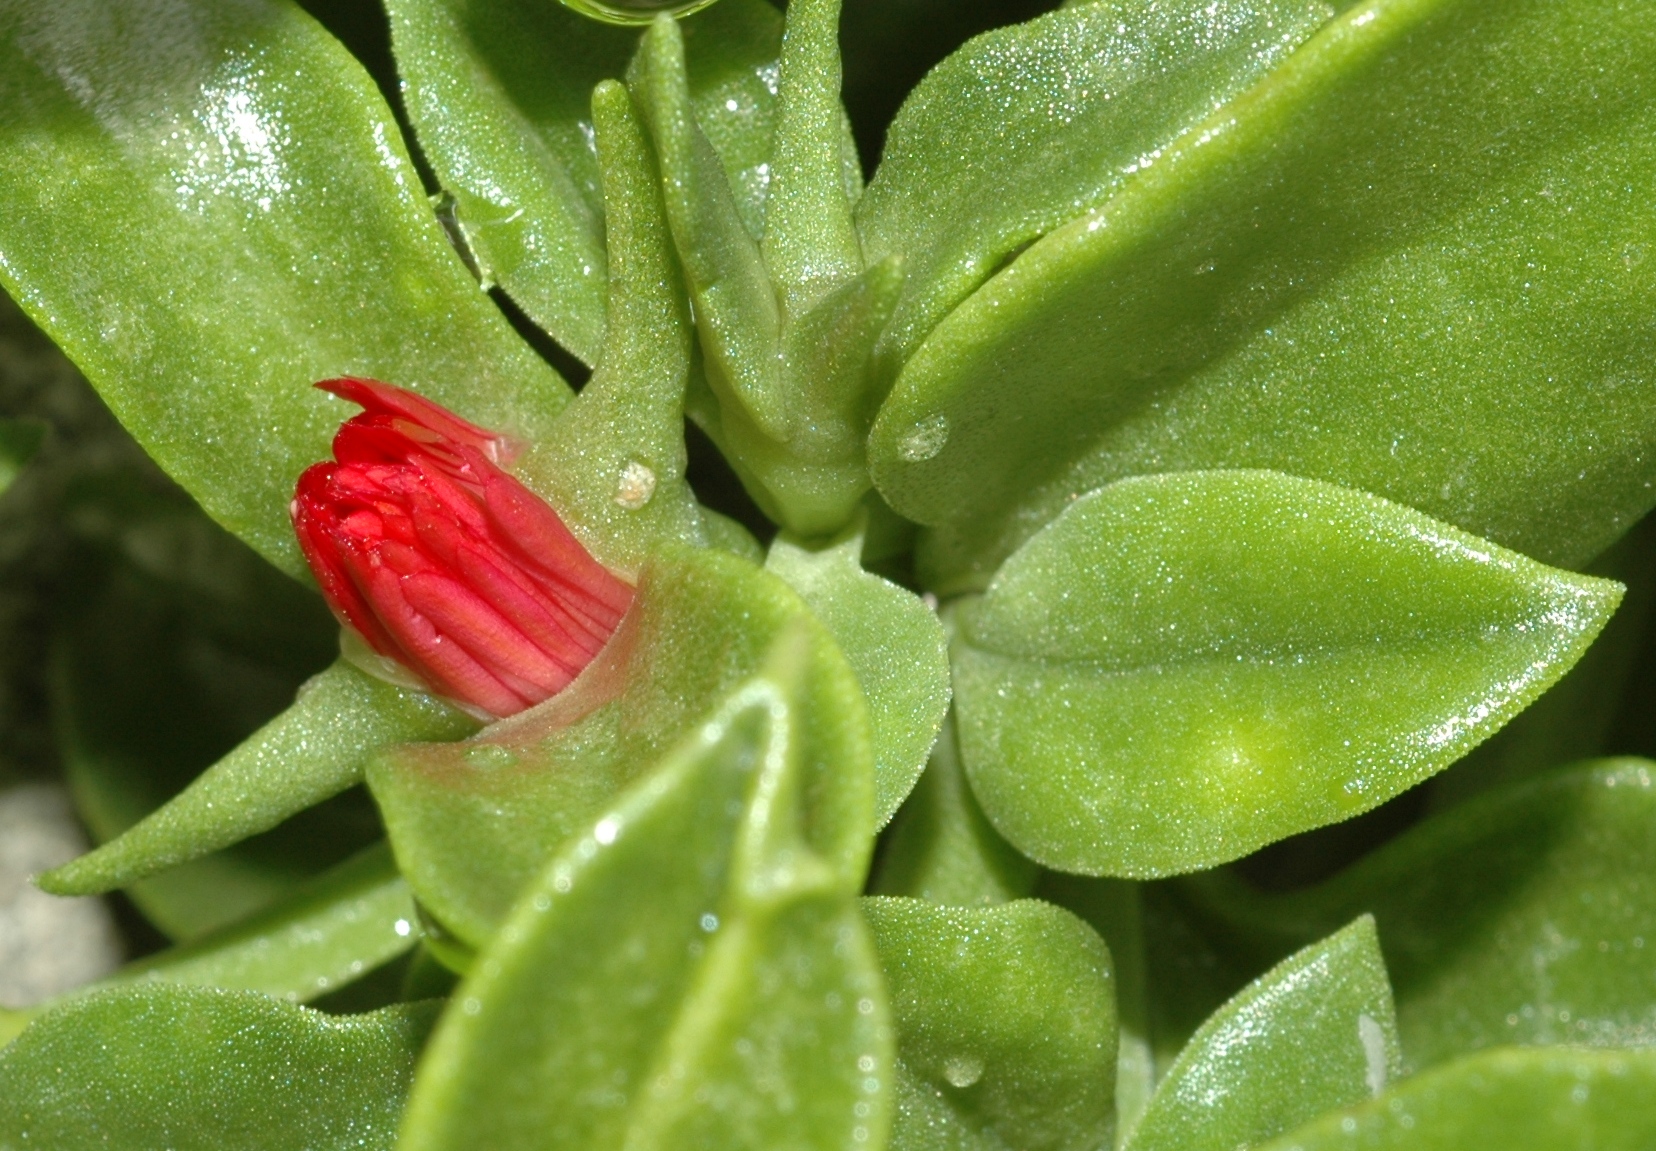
[386,0,784,363]
[0,0,569,577]
[514,80,706,572]
[42,660,475,897]
[0,987,437,1150]
[870,710,1035,907]
[766,523,949,825]
[107,842,418,1005]
[1183,758,1656,1069]
[863,896,1116,1151]
[368,545,874,947]
[1125,916,1401,1151]
[857,0,1333,383]
[1256,1047,1656,1151]
[872,0,1656,591]
[952,470,1621,876]
[397,631,892,1151]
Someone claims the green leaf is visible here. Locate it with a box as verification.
[0,987,436,1150]
[870,0,1656,592]
[385,0,784,363]
[106,842,418,1005]
[1183,758,1656,1070]
[766,523,949,825]
[1256,1047,1656,1151]
[398,630,892,1151]
[0,415,43,496]
[634,7,878,535]
[0,0,569,577]
[368,545,875,947]
[42,660,476,897]
[863,896,1116,1151]
[514,80,707,572]
[870,709,1036,907]
[857,0,1333,383]
[952,470,1621,876]
[561,0,727,28]
[1126,916,1401,1151]
[1037,876,1154,1142]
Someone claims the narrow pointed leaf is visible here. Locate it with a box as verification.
[873,0,1656,590]
[515,80,706,573]
[386,0,785,363]
[767,523,949,824]
[0,988,437,1151]
[763,0,863,317]
[953,470,1621,876]
[864,896,1116,1151]
[0,0,569,577]
[857,0,1332,381]
[1256,1047,1656,1151]
[107,842,418,1005]
[368,546,874,947]
[398,635,891,1151]
[0,415,43,496]
[42,660,476,896]
[1126,916,1401,1151]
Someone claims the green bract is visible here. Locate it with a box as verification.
[1,0,1654,1145]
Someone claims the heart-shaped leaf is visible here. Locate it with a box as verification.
[0,0,569,577]
[397,629,891,1151]
[952,470,1621,876]
[1126,916,1399,1151]
[870,0,1656,591]
[0,987,437,1151]
[863,896,1116,1151]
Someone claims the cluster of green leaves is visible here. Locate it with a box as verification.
[1,0,1654,1146]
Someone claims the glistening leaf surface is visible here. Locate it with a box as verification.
[767,527,950,825]
[863,896,1116,1151]
[871,0,1656,591]
[1255,1047,1656,1151]
[386,0,784,363]
[398,636,891,1151]
[368,546,874,947]
[857,0,1333,378]
[1125,916,1400,1151]
[1184,758,1656,1070]
[952,471,1621,876]
[0,987,437,1151]
[0,0,568,577]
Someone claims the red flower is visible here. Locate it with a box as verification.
[291,377,633,719]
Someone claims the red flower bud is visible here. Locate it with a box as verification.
[291,377,633,719]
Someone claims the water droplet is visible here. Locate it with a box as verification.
[898,414,949,462]
[465,744,517,770]
[615,461,657,509]
[942,1055,984,1088]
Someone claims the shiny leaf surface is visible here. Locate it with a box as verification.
[864,896,1116,1151]
[1125,916,1400,1151]
[369,545,874,946]
[0,0,569,577]
[1257,1047,1656,1151]
[1185,758,1656,1069]
[953,471,1621,876]
[767,525,949,825]
[0,987,437,1150]
[873,0,1656,591]
[399,631,891,1151]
